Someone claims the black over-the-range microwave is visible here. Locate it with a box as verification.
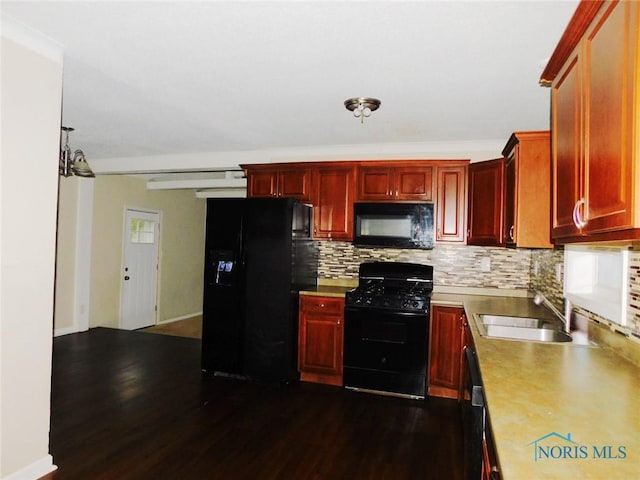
[353,202,435,249]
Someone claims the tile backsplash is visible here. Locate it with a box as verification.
[531,247,640,338]
[319,242,532,290]
[319,242,640,338]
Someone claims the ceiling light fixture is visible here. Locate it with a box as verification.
[344,97,381,124]
[59,126,95,178]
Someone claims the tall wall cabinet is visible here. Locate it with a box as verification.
[313,165,356,241]
[541,0,640,243]
[467,159,505,246]
[501,131,552,248]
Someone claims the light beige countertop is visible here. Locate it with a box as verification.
[299,278,357,298]
[461,295,640,480]
[299,285,353,298]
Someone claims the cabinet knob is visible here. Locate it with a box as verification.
[509,225,515,241]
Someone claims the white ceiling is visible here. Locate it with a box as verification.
[2,0,579,186]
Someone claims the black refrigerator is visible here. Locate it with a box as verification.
[201,197,318,383]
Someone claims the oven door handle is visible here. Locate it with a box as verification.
[361,337,407,345]
[344,307,428,318]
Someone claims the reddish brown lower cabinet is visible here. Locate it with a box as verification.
[298,295,344,386]
[428,305,465,399]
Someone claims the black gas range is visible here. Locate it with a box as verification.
[343,262,434,399]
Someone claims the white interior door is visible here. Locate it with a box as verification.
[121,209,160,330]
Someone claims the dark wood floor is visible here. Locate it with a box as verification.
[46,327,463,480]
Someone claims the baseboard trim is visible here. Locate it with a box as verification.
[54,326,82,337]
[4,454,57,480]
[158,311,202,325]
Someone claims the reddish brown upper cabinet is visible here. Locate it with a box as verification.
[467,159,505,246]
[244,165,313,203]
[501,131,552,248]
[468,132,552,248]
[356,163,434,202]
[541,0,640,243]
[313,164,356,241]
[436,164,468,243]
[298,295,344,386]
[428,305,465,399]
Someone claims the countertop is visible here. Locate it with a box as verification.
[443,294,640,480]
[301,286,640,478]
[299,284,354,298]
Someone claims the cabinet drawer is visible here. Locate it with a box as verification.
[300,295,344,315]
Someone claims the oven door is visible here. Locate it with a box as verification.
[343,306,429,398]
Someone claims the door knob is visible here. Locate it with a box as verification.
[124,276,130,280]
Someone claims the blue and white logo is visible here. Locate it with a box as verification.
[528,432,627,462]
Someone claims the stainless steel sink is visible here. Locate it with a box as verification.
[473,314,573,343]
[480,315,553,329]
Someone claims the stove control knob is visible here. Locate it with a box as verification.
[365,297,373,306]
[402,300,410,308]
[413,301,419,309]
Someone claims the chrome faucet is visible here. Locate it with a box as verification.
[533,293,571,333]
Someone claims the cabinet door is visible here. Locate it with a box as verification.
[467,159,504,246]
[313,166,355,241]
[298,296,344,386]
[247,170,278,198]
[552,53,582,239]
[428,305,464,399]
[436,165,467,242]
[356,166,394,201]
[504,155,516,246]
[583,0,634,234]
[395,166,434,201]
[506,132,553,248]
[278,168,312,202]
[356,165,434,201]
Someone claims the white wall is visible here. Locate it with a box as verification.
[0,18,63,480]
[54,177,93,336]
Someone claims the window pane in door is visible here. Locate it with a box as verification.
[130,219,155,244]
